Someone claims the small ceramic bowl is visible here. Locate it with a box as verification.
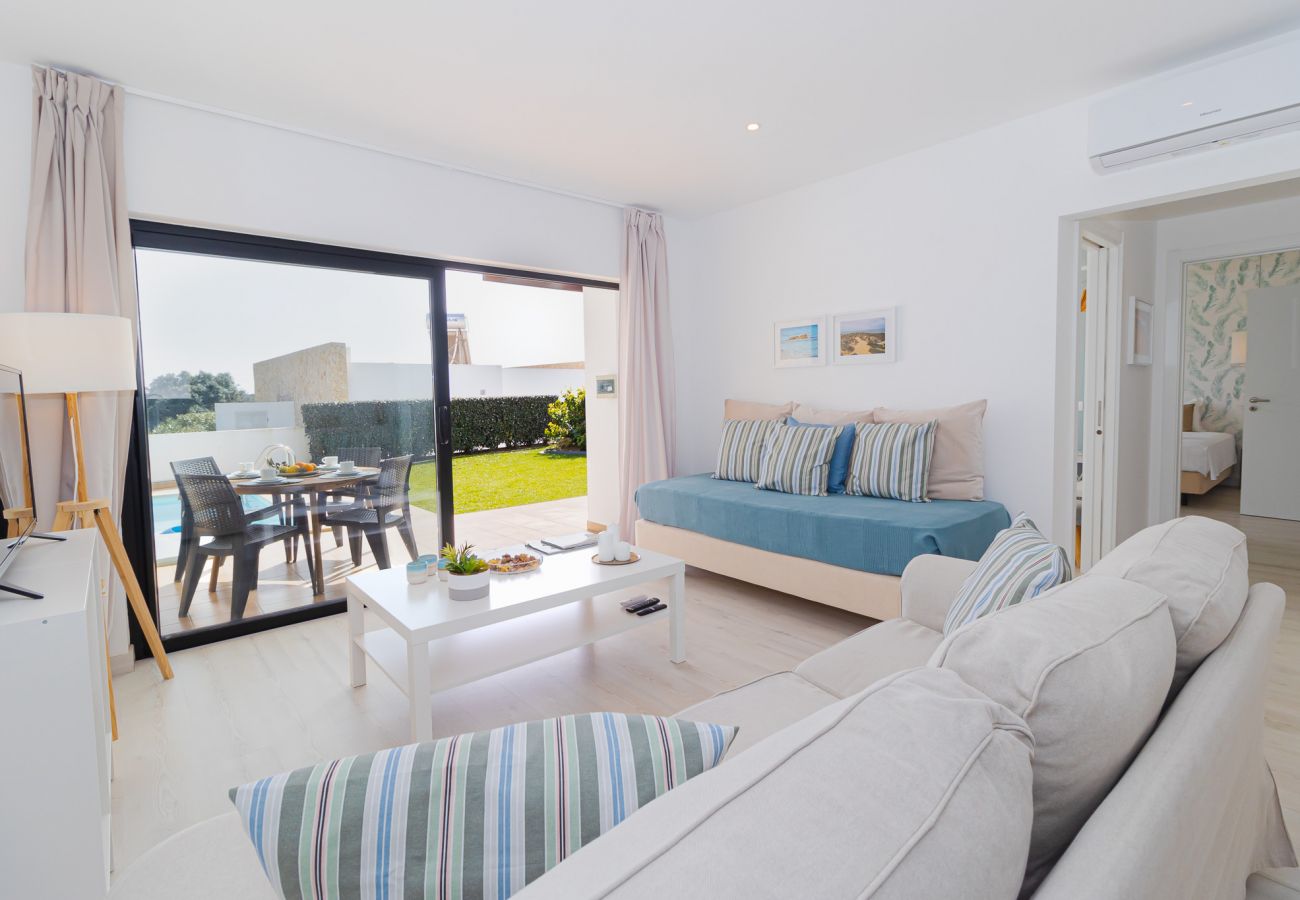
[406,561,429,585]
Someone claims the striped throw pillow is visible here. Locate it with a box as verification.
[230,713,736,900]
[942,514,1073,635]
[755,422,845,496]
[714,418,776,483]
[844,421,937,502]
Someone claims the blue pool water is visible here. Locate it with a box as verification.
[152,492,269,535]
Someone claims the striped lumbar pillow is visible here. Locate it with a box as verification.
[943,514,1073,635]
[844,421,937,502]
[714,418,777,483]
[229,713,736,900]
[755,422,845,496]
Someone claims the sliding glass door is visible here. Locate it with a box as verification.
[123,222,616,654]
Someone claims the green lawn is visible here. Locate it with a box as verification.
[409,448,587,515]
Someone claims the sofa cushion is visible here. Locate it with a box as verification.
[875,399,987,500]
[943,513,1073,634]
[787,415,856,493]
[676,671,839,756]
[712,418,776,483]
[795,618,943,697]
[723,398,792,421]
[229,713,736,900]
[789,402,875,426]
[845,421,937,502]
[929,575,1175,896]
[1086,515,1248,692]
[754,422,844,496]
[523,668,1034,899]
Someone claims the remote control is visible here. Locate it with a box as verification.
[624,596,660,614]
[636,602,667,616]
[620,594,650,611]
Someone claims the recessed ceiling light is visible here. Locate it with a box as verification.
[745,122,761,132]
[1181,100,1194,107]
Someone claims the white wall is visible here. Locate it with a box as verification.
[214,400,295,430]
[583,288,620,528]
[148,426,308,486]
[0,59,622,658]
[347,361,583,400]
[1149,192,1300,522]
[670,33,1300,548]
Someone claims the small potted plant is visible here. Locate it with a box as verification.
[440,542,490,600]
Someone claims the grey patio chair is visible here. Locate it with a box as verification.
[174,472,315,622]
[321,454,417,570]
[326,446,383,547]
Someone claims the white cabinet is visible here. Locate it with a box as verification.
[0,530,111,899]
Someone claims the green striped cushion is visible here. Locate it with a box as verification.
[229,713,736,900]
[754,423,844,496]
[713,418,776,483]
[844,421,937,502]
[942,514,1073,634]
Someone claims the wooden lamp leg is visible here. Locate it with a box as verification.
[53,394,175,685]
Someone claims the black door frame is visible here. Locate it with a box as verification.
[126,220,616,653]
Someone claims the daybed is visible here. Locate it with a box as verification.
[635,474,1008,620]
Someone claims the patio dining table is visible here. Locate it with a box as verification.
[230,467,380,596]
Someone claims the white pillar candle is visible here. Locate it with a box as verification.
[597,531,616,561]
[614,541,631,562]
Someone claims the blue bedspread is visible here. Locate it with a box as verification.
[636,474,1009,577]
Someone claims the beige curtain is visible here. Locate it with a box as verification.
[618,208,675,533]
[25,65,137,654]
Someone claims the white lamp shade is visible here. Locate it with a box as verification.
[1230,330,1248,367]
[0,313,137,394]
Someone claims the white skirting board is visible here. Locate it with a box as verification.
[634,520,901,621]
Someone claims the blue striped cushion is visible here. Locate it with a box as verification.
[844,421,937,502]
[755,422,844,496]
[943,514,1073,634]
[713,418,776,483]
[230,713,736,900]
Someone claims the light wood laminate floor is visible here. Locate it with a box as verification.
[111,496,1300,874]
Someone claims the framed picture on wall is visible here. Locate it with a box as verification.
[774,317,827,368]
[1128,297,1153,366]
[832,308,896,364]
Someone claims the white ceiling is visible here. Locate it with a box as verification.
[4,1,1300,218]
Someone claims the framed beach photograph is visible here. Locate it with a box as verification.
[774,317,827,368]
[1127,296,1153,366]
[833,308,896,364]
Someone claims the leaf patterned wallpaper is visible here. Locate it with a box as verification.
[1183,249,1300,456]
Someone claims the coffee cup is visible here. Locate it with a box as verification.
[338,460,356,474]
[259,466,278,482]
[238,461,254,474]
[322,455,339,467]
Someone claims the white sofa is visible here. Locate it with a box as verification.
[112,517,1298,899]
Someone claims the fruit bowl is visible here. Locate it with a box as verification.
[488,552,541,574]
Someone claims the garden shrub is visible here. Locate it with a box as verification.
[544,388,586,451]
[301,396,556,459]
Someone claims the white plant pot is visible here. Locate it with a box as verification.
[447,569,490,601]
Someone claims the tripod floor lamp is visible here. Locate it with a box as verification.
[0,313,173,697]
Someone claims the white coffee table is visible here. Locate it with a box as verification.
[346,546,686,741]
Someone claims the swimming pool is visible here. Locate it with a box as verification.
[151,492,270,535]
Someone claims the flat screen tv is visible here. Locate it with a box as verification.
[0,363,45,597]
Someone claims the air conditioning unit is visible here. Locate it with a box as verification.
[1089,37,1300,172]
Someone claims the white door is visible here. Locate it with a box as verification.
[1241,285,1300,520]
[1079,244,1118,569]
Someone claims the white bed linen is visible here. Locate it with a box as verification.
[1182,431,1237,479]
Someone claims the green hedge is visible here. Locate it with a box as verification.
[301,396,557,459]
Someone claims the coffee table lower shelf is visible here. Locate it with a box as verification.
[353,592,670,698]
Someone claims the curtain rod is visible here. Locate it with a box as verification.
[118,82,631,212]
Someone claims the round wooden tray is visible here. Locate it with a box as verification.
[592,551,640,566]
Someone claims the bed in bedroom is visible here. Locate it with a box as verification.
[1180,404,1237,496]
